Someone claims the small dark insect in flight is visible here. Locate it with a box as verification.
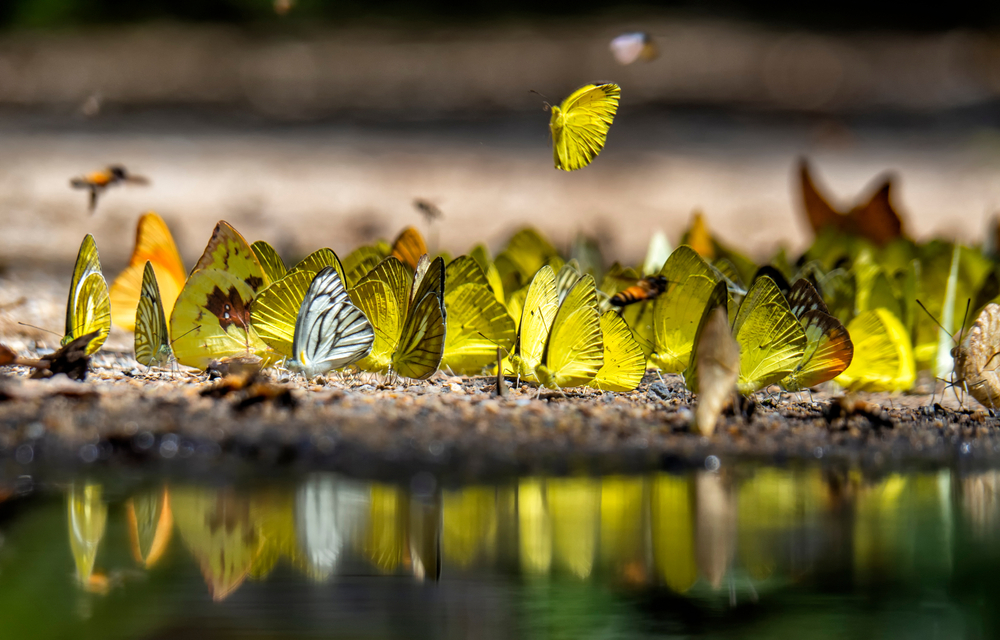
[413,198,443,223]
[610,275,669,307]
[70,165,149,214]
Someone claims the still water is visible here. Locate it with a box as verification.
[0,465,996,639]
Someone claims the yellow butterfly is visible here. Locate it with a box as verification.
[550,83,621,171]
[441,256,515,375]
[343,245,386,289]
[64,234,111,355]
[250,240,287,284]
[650,246,722,372]
[534,275,604,389]
[109,212,186,332]
[730,275,807,394]
[508,265,559,381]
[169,221,271,370]
[67,483,108,592]
[251,248,347,358]
[835,308,915,392]
[349,256,446,379]
[494,227,560,296]
[134,261,173,367]
[588,311,644,392]
[781,278,854,390]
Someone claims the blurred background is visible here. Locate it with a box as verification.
[3,0,1000,271]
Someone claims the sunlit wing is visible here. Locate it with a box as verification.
[110,212,186,331]
[550,83,621,171]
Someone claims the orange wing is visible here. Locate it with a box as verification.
[109,212,186,331]
[390,226,428,271]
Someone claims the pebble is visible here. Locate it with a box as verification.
[647,383,671,402]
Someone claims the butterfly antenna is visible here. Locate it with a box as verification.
[17,322,62,338]
[959,299,972,337]
[170,324,202,345]
[916,299,954,341]
[528,90,551,111]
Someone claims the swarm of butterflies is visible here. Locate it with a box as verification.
[11,67,1000,437]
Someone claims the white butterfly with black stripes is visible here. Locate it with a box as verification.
[288,266,375,378]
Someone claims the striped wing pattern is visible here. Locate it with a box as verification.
[551,83,621,171]
[135,261,173,367]
[290,267,374,377]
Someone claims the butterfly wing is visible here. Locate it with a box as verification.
[251,270,314,358]
[537,275,603,389]
[589,311,645,392]
[682,280,730,391]
[190,221,268,292]
[394,291,446,380]
[780,309,853,390]
[68,272,111,355]
[691,305,740,436]
[343,245,387,289]
[288,248,346,283]
[798,158,846,237]
[135,261,172,366]
[732,276,807,394]
[110,213,186,331]
[65,234,102,340]
[954,303,1000,409]
[650,246,721,372]
[390,226,428,271]
[512,265,558,380]
[786,278,830,317]
[290,267,374,376]
[349,257,410,374]
[551,83,621,171]
[445,255,490,293]
[554,260,583,304]
[442,282,515,375]
[251,240,287,284]
[835,308,915,392]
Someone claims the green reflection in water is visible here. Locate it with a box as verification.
[0,467,996,638]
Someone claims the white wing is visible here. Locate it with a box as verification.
[290,267,375,377]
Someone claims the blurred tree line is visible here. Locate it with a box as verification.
[1,0,998,30]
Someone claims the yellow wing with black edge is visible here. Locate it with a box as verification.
[732,276,807,394]
[650,246,722,372]
[510,265,558,381]
[135,261,172,367]
[550,83,621,171]
[251,240,287,284]
[169,221,270,369]
[110,212,186,331]
[349,257,411,374]
[536,275,603,389]
[589,311,644,392]
[835,308,915,392]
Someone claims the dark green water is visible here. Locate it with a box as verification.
[0,465,997,639]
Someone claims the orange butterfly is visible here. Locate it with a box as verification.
[109,212,187,331]
[390,226,428,271]
[798,158,905,245]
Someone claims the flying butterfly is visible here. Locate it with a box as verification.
[349,255,446,380]
[534,275,604,390]
[548,83,621,171]
[609,32,658,65]
[169,221,272,370]
[64,234,111,355]
[134,261,174,368]
[610,275,669,307]
[413,198,443,224]
[780,278,854,390]
[835,308,915,392]
[70,165,149,213]
[109,212,186,331]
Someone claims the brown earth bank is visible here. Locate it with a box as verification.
[0,348,995,486]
